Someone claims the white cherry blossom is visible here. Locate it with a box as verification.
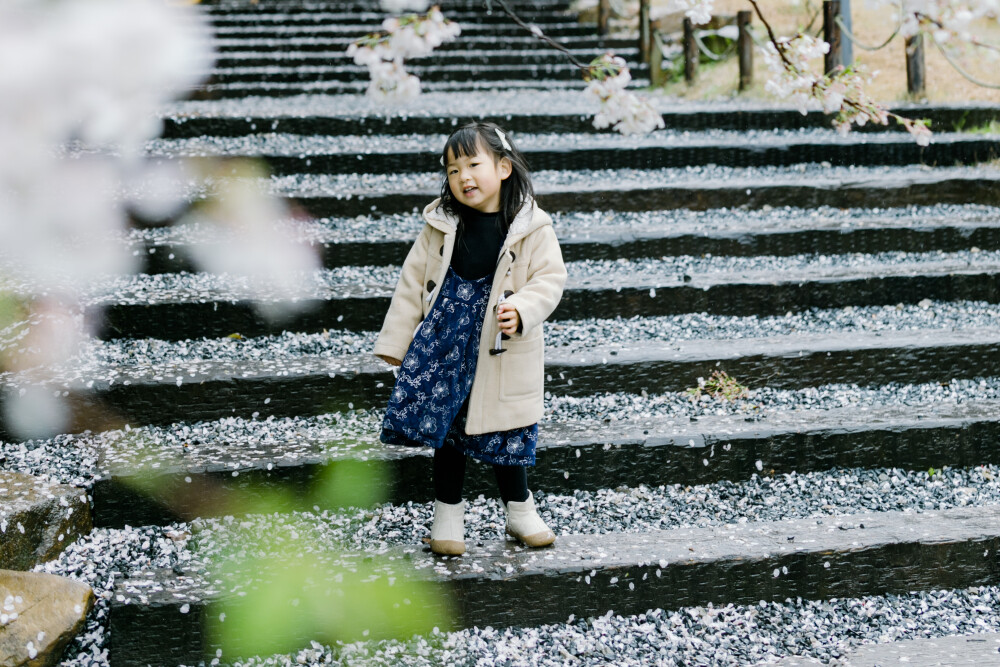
[349,6,461,103]
[585,54,666,135]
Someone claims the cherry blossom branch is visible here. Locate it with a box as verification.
[347,6,461,102]
[913,10,1000,55]
[749,0,931,144]
[747,0,795,71]
[489,0,592,70]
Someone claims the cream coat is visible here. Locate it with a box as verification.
[373,197,567,434]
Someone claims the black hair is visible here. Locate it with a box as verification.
[438,121,533,235]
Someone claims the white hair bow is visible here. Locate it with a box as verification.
[494,128,512,151]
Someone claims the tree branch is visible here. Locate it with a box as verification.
[490,0,592,70]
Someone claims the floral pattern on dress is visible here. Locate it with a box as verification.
[380,265,537,466]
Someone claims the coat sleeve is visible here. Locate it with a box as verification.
[373,225,431,364]
[503,224,567,336]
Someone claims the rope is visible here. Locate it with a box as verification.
[933,37,1000,89]
[693,29,737,61]
[833,13,901,52]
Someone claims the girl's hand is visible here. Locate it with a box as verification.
[378,354,403,366]
[497,303,520,336]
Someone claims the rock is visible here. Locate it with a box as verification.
[0,569,94,667]
[0,471,92,571]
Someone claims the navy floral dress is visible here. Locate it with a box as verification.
[380,266,537,466]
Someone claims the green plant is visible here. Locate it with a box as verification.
[685,370,750,401]
[958,120,1000,135]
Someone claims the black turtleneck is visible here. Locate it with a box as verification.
[451,209,505,281]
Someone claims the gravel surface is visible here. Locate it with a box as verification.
[158,90,691,121]
[126,204,1000,247]
[230,590,1000,666]
[2,300,998,389]
[82,163,1000,210]
[209,22,584,36]
[205,11,576,23]
[4,250,999,303]
[180,466,1000,553]
[196,78,616,94]
[5,376,1000,487]
[204,11,574,23]
[105,156,967,214]
[213,47,615,63]
[266,163,1000,199]
[68,301,1000,362]
[207,62,594,76]
[161,91,1000,121]
[145,127,956,160]
[29,466,1000,666]
[32,524,195,667]
[205,34,625,52]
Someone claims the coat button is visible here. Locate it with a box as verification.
[427,280,436,292]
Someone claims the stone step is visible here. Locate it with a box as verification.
[202,0,573,11]
[202,61,637,85]
[79,250,1000,339]
[211,35,636,55]
[260,164,1000,217]
[105,504,1000,666]
[210,34,636,52]
[62,397,1000,528]
[213,47,633,69]
[7,317,1000,440]
[131,205,1000,274]
[189,76,645,98]
[161,96,1000,138]
[147,130,1000,176]
[206,11,578,27]
[205,21,596,38]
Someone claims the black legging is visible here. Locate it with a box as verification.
[433,443,529,505]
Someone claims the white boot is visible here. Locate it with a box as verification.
[429,499,466,556]
[503,493,556,548]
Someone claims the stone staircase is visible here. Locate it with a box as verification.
[7,0,1000,665]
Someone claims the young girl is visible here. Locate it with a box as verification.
[374,121,567,556]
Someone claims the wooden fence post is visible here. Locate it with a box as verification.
[597,0,609,37]
[639,0,651,63]
[683,17,698,84]
[906,34,926,97]
[823,0,843,74]
[738,10,753,91]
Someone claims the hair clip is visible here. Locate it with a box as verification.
[494,128,512,152]
[440,155,445,167]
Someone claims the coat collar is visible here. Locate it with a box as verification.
[422,196,551,250]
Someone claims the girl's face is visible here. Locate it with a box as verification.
[445,141,511,213]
